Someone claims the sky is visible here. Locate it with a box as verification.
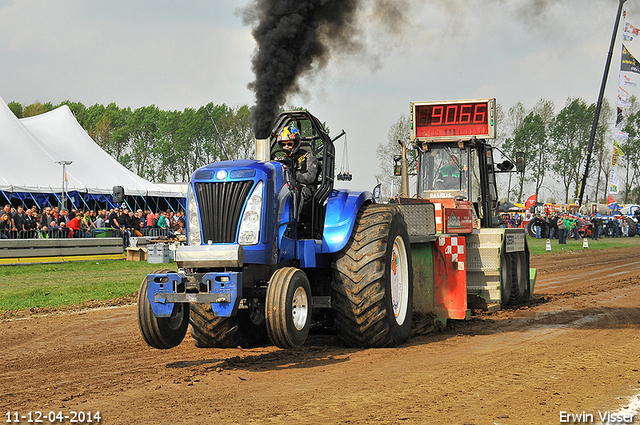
[2,0,640,201]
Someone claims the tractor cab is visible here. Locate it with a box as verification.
[415,140,502,228]
[407,99,523,229]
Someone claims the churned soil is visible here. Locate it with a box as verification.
[1,247,639,424]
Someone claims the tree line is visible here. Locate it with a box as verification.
[376,97,640,205]
[8,97,640,205]
[8,100,254,183]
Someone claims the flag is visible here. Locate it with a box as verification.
[618,96,632,108]
[619,86,630,101]
[525,194,537,209]
[621,74,637,87]
[614,140,626,156]
[613,146,619,166]
[615,129,629,142]
[616,107,623,128]
[610,171,620,195]
[618,88,631,109]
[624,21,640,37]
[624,34,634,41]
[621,45,640,74]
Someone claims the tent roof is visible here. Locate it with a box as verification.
[0,95,183,197]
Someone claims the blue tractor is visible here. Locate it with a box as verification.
[137,110,414,349]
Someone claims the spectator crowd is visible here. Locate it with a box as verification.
[522,208,640,244]
[0,204,185,247]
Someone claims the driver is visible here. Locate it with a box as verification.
[277,126,318,213]
[438,155,466,189]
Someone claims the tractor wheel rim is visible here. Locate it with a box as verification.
[167,305,184,330]
[291,286,309,331]
[390,235,410,325]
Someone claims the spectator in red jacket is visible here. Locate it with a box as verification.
[67,211,85,237]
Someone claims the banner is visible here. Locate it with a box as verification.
[621,44,640,74]
[619,86,630,101]
[621,74,637,87]
[616,107,624,128]
[615,129,629,142]
[618,96,632,108]
[525,194,537,209]
[609,170,620,195]
[614,139,626,155]
[613,146,619,166]
[624,21,640,37]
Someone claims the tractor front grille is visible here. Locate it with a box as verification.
[194,181,254,243]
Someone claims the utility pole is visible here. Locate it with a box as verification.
[577,0,626,206]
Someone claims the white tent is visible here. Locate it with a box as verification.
[0,95,185,203]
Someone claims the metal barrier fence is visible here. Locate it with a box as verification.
[0,227,172,240]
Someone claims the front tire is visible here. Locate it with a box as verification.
[265,267,312,349]
[137,268,189,349]
[332,204,413,348]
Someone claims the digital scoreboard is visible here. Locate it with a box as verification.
[410,98,496,141]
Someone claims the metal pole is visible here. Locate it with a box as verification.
[398,140,409,198]
[55,160,72,211]
[62,163,66,211]
[577,0,626,206]
[205,107,231,161]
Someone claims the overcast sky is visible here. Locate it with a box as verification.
[2,0,640,201]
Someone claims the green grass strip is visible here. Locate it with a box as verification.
[0,260,173,311]
[526,234,640,255]
[2,237,639,312]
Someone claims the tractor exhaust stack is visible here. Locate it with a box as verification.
[255,138,270,161]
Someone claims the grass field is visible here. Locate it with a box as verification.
[526,234,640,255]
[0,260,172,312]
[1,235,639,313]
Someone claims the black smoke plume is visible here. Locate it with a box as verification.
[241,0,421,138]
[242,0,361,138]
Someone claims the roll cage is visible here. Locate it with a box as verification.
[269,111,337,239]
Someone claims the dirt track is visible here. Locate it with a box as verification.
[2,247,640,424]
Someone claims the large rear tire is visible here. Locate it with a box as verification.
[190,303,268,348]
[137,268,189,349]
[625,216,638,237]
[332,204,413,348]
[525,221,536,238]
[509,252,528,305]
[500,252,513,308]
[265,267,312,349]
